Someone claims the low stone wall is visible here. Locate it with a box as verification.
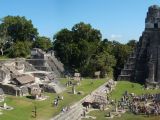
[0,83,30,96]
[40,83,64,93]
[146,81,160,89]
[0,83,17,96]
[40,84,57,93]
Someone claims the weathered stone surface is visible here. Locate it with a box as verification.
[145,5,160,29]
[119,5,160,84]
[118,51,136,81]
[28,48,64,77]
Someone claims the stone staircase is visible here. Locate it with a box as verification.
[28,49,64,77]
[46,56,62,77]
[45,53,64,77]
[47,51,64,73]
[23,61,37,72]
[118,50,136,81]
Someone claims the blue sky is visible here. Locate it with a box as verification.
[0,0,160,43]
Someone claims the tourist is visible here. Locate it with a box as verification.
[83,110,86,117]
[56,99,59,106]
[57,95,60,100]
[54,100,57,107]
[66,106,70,111]
[61,96,64,100]
[62,107,65,112]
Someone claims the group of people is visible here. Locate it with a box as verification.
[66,80,72,87]
[53,95,71,114]
[117,92,160,116]
[129,93,160,116]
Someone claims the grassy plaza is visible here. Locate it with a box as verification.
[0,78,107,120]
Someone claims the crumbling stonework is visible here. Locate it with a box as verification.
[28,48,64,77]
[0,51,65,96]
[119,5,160,85]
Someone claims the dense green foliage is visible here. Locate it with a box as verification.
[0,16,38,57]
[1,16,38,42]
[0,16,53,57]
[33,36,52,51]
[9,41,32,57]
[53,23,101,71]
[54,22,114,77]
[53,22,136,78]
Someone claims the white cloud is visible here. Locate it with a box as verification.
[110,34,123,40]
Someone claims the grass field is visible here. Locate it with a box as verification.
[111,81,160,100]
[83,81,160,120]
[0,78,107,120]
[0,56,9,59]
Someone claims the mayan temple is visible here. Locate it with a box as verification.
[118,5,160,86]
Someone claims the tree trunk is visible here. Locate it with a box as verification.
[0,48,3,56]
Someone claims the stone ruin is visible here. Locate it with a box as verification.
[0,49,65,96]
[73,72,81,83]
[28,48,64,78]
[94,71,101,79]
[118,5,160,86]
[0,88,4,102]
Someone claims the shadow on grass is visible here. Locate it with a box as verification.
[26,96,35,100]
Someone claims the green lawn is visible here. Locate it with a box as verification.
[0,78,107,120]
[83,81,160,120]
[0,55,9,60]
[111,81,160,100]
[84,110,160,120]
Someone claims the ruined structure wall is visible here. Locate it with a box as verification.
[130,30,160,83]
[29,49,64,77]
[0,83,17,96]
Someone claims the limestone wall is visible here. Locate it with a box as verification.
[28,49,64,77]
[0,84,18,96]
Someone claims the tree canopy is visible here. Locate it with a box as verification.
[33,36,52,51]
[53,22,103,74]
[53,22,134,78]
[1,16,38,42]
[0,16,38,57]
[9,41,32,58]
[53,23,136,78]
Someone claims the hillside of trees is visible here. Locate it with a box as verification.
[0,16,52,57]
[0,15,137,79]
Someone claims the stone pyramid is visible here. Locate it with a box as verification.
[118,5,160,86]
